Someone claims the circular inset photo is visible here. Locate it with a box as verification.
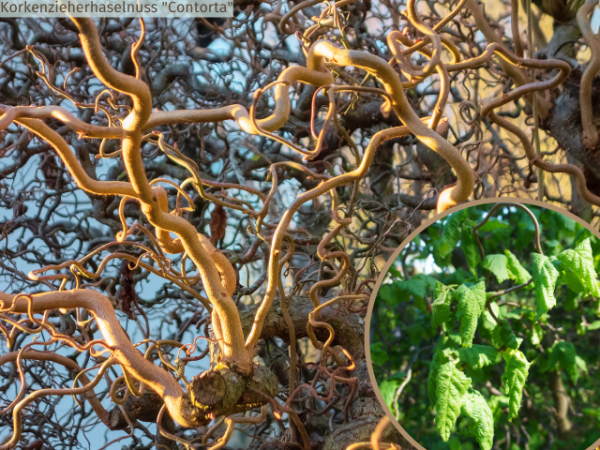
[366,200,600,450]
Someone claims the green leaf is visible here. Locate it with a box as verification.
[505,250,532,286]
[456,281,486,347]
[436,333,463,352]
[458,345,498,369]
[370,342,389,366]
[461,388,494,450]
[530,323,544,346]
[480,302,500,333]
[557,238,600,297]
[379,378,400,409]
[542,346,560,373]
[448,437,462,450]
[432,281,453,327]
[587,320,600,330]
[531,253,559,318]
[434,361,472,441]
[583,407,600,418]
[482,254,510,284]
[576,355,588,374]
[556,212,577,231]
[548,341,581,384]
[500,321,520,350]
[502,349,531,421]
[397,278,427,300]
[428,349,449,406]
[461,227,480,276]
[439,210,465,258]
[478,218,508,233]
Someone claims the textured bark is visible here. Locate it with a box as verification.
[190,363,279,418]
[109,392,166,429]
[109,364,278,430]
[189,371,227,406]
[322,398,414,450]
[543,72,600,191]
[239,295,365,359]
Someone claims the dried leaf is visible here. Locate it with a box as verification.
[118,260,136,320]
[210,204,227,245]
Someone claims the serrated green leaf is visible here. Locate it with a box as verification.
[505,250,532,286]
[461,227,480,276]
[458,345,498,369]
[432,281,453,327]
[461,388,494,450]
[434,361,472,441]
[502,349,531,421]
[428,349,449,406]
[456,281,486,347]
[557,238,600,297]
[500,320,520,350]
[439,210,465,258]
[482,254,510,284]
[396,278,427,299]
[532,253,559,318]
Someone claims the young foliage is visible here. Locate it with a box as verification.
[455,281,486,347]
[501,349,531,421]
[439,210,465,258]
[461,388,494,450]
[556,238,600,297]
[505,250,532,285]
[434,361,472,441]
[531,253,559,318]
[482,254,510,284]
[458,345,498,369]
[480,302,500,333]
[373,206,600,449]
[461,226,481,276]
[428,349,450,405]
[431,281,453,327]
[544,341,584,385]
[499,320,521,350]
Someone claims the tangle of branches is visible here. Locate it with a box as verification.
[0,0,599,449]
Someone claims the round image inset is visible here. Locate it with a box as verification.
[367,200,600,450]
